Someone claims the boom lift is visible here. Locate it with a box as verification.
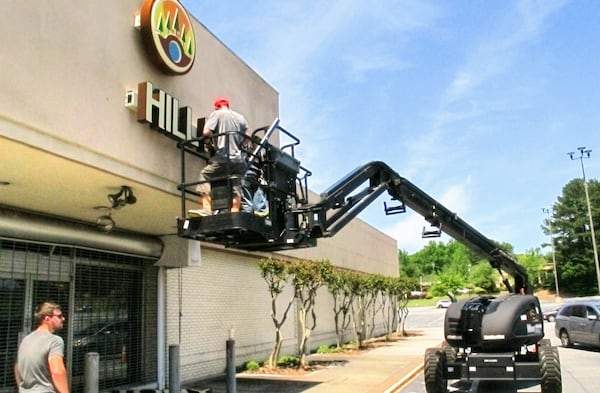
[177,119,561,393]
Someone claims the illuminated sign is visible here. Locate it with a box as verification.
[139,0,196,75]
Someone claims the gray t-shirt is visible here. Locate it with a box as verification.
[205,107,248,160]
[17,330,64,393]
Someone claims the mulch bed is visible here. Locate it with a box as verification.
[241,330,421,376]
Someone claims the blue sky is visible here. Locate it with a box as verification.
[183,0,600,254]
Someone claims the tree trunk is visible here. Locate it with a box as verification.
[267,328,283,369]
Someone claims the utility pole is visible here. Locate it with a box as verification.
[568,147,600,294]
[542,207,560,300]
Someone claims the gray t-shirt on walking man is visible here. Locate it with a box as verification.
[17,330,64,393]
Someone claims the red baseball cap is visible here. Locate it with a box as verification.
[214,96,229,109]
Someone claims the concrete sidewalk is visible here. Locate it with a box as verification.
[187,327,443,393]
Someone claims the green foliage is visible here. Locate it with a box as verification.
[544,178,600,295]
[406,241,449,275]
[289,259,334,291]
[469,262,498,293]
[316,344,331,353]
[399,249,417,276]
[243,360,260,372]
[315,344,343,354]
[517,248,546,289]
[288,259,334,365]
[402,235,550,295]
[445,241,472,276]
[277,355,300,368]
[257,258,290,296]
[429,270,466,296]
[256,257,295,369]
[403,240,484,280]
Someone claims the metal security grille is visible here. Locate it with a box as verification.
[0,239,157,393]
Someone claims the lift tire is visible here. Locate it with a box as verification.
[442,342,457,363]
[539,345,562,393]
[538,338,551,348]
[424,348,447,393]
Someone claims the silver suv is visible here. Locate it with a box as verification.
[554,301,600,348]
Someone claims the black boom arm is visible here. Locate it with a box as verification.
[299,161,529,294]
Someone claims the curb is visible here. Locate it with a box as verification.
[383,363,424,393]
[382,339,444,393]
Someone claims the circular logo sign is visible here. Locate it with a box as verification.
[139,0,196,75]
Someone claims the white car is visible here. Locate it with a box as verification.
[436,299,452,308]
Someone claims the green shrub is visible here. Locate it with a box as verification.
[316,344,330,354]
[244,360,260,372]
[276,355,300,368]
[316,344,343,354]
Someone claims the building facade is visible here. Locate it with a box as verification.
[0,1,398,392]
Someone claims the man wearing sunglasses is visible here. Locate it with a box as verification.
[15,302,69,393]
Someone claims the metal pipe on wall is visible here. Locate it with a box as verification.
[0,207,163,257]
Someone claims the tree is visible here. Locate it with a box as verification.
[366,274,387,339]
[326,269,360,348]
[350,274,368,348]
[429,270,466,296]
[544,178,600,295]
[398,249,419,277]
[517,248,546,290]
[469,262,498,293]
[257,258,295,369]
[395,277,413,335]
[407,241,450,275]
[403,240,483,287]
[289,259,333,367]
[445,240,472,277]
[383,276,412,336]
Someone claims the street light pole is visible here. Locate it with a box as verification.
[542,207,560,300]
[568,146,600,294]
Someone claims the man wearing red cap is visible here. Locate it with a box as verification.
[190,97,249,215]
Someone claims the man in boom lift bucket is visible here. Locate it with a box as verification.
[189,97,249,216]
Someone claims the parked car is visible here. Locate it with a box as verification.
[543,306,560,322]
[436,299,452,308]
[554,301,600,348]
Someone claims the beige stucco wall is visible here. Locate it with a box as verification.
[283,219,399,276]
[0,1,278,193]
